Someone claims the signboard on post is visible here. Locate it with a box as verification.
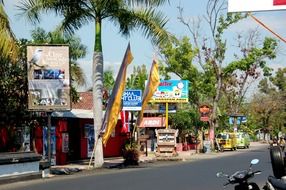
[199,105,211,122]
[27,45,71,111]
[122,90,142,111]
[150,80,189,103]
[228,0,286,12]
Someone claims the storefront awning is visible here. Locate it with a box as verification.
[52,109,95,119]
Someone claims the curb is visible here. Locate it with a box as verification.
[0,172,42,185]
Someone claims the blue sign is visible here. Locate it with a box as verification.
[122,90,142,111]
[229,116,247,125]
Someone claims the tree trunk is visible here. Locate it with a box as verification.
[92,51,104,168]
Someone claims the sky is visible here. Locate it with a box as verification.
[4,0,286,92]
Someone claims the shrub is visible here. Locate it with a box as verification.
[122,141,139,166]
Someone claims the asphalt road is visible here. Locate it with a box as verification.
[0,143,272,190]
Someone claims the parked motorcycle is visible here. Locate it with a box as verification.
[216,159,261,190]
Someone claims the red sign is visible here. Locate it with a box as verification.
[199,105,211,122]
[139,117,165,128]
[273,0,286,5]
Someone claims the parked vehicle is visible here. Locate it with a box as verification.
[216,132,237,151]
[236,132,250,149]
[217,159,261,190]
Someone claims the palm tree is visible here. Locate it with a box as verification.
[18,0,171,167]
[0,2,18,62]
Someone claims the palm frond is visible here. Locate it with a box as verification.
[114,7,173,46]
[125,0,169,7]
[71,61,86,86]
[0,4,19,62]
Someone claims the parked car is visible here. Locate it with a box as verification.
[236,132,250,149]
[216,132,237,151]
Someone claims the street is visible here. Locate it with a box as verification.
[0,143,272,190]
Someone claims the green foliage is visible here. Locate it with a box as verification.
[122,140,139,166]
[126,65,148,90]
[103,70,115,91]
[224,38,277,76]
[159,37,214,105]
[270,67,286,92]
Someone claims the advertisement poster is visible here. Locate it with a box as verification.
[85,124,94,158]
[62,133,69,153]
[150,80,189,103]
[22,127,31,152]
[43,126,56,165]
[27,45,71,111]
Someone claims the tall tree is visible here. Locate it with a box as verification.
[18,0,172,167]
[223,35,277,129]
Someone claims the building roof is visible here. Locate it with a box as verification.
[72,92,93,110]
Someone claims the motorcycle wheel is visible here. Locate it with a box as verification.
[270,146,285,179]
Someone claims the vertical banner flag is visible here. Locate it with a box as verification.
[136,60,160,126]
[228,0,286,12]
[101,43,133,145]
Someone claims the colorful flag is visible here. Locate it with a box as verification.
[101,43,133,145]
[136,60,160,127]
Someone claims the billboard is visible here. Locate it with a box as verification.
[122,90,142,111]
[149,80,189,103]
[27,45,71,111]
[228,0,286,12]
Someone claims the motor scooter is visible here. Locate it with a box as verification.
[264,176,286,190]
[217,159,261,190]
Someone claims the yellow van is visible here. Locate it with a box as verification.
[216,132,237,151]
[236,132,250,149]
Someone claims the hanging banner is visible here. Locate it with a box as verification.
[27,45,71,111]
[150,80,189,103]
[228,0,286,12]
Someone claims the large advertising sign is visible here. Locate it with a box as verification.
[27,45,71,111]
[122,90,142,111]
[150,80,189,103]
[228,0,286,12]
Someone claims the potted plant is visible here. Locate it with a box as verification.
[122,141,139,166]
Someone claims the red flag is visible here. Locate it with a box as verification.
[120,111,129,133]
[273,0,286,5]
